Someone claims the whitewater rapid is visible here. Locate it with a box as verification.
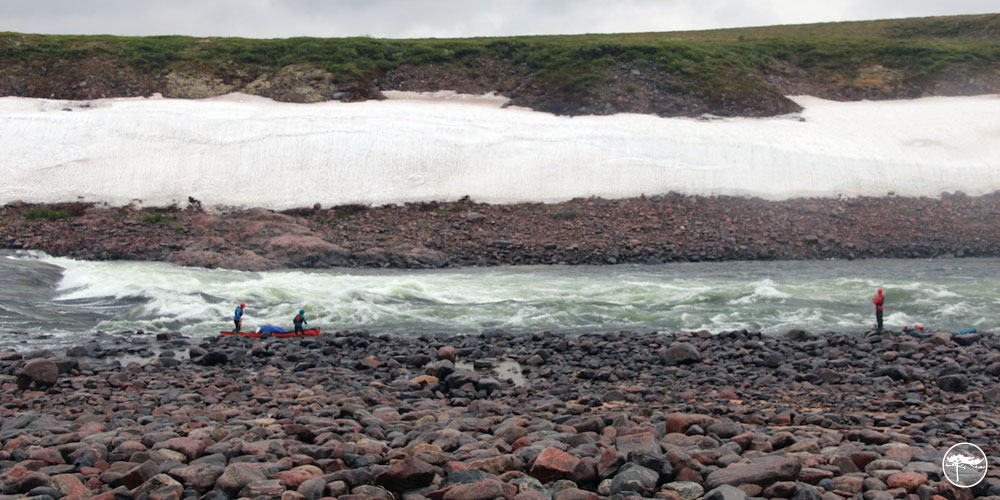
[2,251,998,350]
[1,91,998,208]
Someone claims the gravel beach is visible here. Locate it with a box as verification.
[2,327,999,500]
[3,193,1000,271]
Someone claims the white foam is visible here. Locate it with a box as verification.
[2,92,999,208]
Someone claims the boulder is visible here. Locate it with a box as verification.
[376,456,437,492]
[167,464,223,491]
[155,437,205,460]
[27,448,65,465]
[864,459,904,474]
[610,463,659,496]
[217,463,267,497]
[707,419,743,439]
[194,350,228,366]
[120,460,160,490]
[763,481,798,498]
[426,359,455,379]
[953,333,980,346]
[66,346,89,358]
[51,474,90,497]
[445,369,480,388]
[468,454,518,475]
[615,432,661,456]
[132,474,182,500]
[666,413,714,434]
[552,488,598,500]
[660,342,700,365]
[530,446,580,483]
[297,478,328,500]
[4,466,52,494]
[704,484,748,500]
[938,374,968,393]
[790,483,822,500]
[241,479,286,499]
[785,329,818,341]
[663,481,705,500]
[16,359,59,389]
[438,345,457,362]
[442,478,516,500]
[706,457,802,488]
[886,472,928,492]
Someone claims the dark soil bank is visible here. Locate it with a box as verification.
[3,193,1000,270]
[2,328,1000,500]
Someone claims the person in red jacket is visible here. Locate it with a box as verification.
[873,289,885,333]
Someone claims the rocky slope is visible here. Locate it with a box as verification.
[2,193,999,270]
[3,14,999,118]
[3,48,995,119]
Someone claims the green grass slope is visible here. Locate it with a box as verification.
[1,14,998,117]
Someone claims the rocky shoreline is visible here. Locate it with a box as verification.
[2,193,1000,271]
[2,327,999,500]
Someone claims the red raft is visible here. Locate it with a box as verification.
[220,328,320,338]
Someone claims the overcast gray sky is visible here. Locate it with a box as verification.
[2,0,997,39]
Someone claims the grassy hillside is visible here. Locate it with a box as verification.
[1,14,998,117]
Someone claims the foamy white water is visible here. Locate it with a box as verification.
[1,92,998,208]
[2,252,998,350]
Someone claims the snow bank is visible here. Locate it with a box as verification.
[1,92,998,208]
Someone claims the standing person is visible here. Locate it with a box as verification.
[873,289,884,333]
[293,309,308,336]
[234,303,246,334]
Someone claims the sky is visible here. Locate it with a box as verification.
[1,0,997,39]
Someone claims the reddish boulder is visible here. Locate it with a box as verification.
[553,488,600,500]
[442,479,515,500]
[275,468,317,490]
[469,454,518,475]
[514,491,548,500]
[52,474,90,497]
[240,479,286,498]
[530,446,581,483]
[666,413,715,434]
[3,465,51,493]
[154,437,204,460]
[17,359,59,389]
[438,346,457,362]
[887,472,928,492]
[28,448,66,465]
[763,481,797,498]
[359,356,382,369]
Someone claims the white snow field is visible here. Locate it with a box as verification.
[1,91,998,209]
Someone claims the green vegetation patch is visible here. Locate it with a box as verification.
[24,207,72,221]
[22,203,89,221]
[1,13,998,104]
[550,209,580,220]
[137,213,176,224]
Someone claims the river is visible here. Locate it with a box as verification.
[1,251,995,351]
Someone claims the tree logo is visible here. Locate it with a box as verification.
[942,442,988,488]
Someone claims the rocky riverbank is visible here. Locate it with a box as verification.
[1,327,999,500]
[2,193,1000,270]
